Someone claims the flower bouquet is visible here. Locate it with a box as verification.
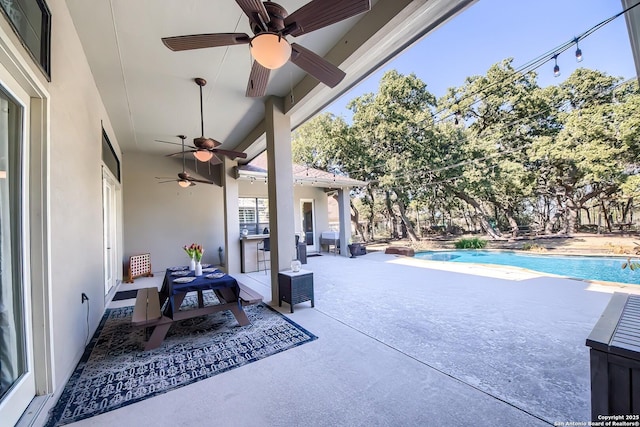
[183,243,204,261]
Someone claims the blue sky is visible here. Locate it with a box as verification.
[324,0,637,119]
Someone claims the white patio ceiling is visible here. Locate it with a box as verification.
[65,0,477,162]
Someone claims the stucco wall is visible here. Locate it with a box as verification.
[46,0,122,388]
[123,152,225,272]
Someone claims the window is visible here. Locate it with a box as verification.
[101,128,120,182]
[239,198,269,234]
[0,86,26,400]
[0,0,51,78]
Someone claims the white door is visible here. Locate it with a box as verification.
[0,77,36,425]
[102,167,117,296]
[300,199,316,252]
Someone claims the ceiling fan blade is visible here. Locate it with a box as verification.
[246,60,270,97]
[190,178,214,185]
[156,180,176,184]
[235,0,270,29]
[210,153,223,165]
[162,33,250,51]
[166,150,196,157]
[212,148,248,160]
[284,0,370,37]
[290,44,346,88]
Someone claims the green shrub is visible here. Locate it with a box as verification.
[454,238,487,249]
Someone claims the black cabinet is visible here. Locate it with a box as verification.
[278,270,314,313]
[586,292,640,419]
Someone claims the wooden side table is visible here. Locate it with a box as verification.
[278,269,314,313]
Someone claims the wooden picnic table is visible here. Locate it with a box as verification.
[131,266,262,350]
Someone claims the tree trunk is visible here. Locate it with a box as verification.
[544,195,563,234]
[394,193,419,242]
[565,198,579,235]
[366,187,376,241]
[505,210,519,239]
[462,209,473,233]
[349,200,367,242]
[453,190,501,239]
[585,207,591,225]
[601,199,612,232]
[385,191,399,239]
[622,197,633,223]
[491,200,519,238]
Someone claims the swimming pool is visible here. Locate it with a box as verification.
[414,250,640,285]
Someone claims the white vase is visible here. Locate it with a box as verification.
[291,259,301,272]
[189,257,196,271]
[195,260,203,276]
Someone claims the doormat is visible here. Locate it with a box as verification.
[111,289,138,301]
[307,254,322,257]
[45,295,317,426]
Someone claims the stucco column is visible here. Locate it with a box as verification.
[222,157,241,274]
[265,96,295,303]
[337,187,352,256]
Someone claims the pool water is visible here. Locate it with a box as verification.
[414,250,640,285]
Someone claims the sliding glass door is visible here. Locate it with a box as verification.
[0,82,35,425]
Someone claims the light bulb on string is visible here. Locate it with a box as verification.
[574,38,583,62]
[552,54,560,77]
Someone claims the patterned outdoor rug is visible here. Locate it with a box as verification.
[45,294,317,426]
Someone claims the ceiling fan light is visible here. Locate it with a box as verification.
[193,149,214,162]
[178,180,191,188]
[250,33,291,69]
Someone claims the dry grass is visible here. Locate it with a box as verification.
[366,233,640,256]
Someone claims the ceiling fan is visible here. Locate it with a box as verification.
[156,135,215,187]
[161,78,248,165]
[161,0,371,97]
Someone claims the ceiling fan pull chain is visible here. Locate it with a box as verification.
[289,68,295,105]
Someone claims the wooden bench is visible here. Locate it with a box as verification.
[132,287,172,350]
[238,282,263,306]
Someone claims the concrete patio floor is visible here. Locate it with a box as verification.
[67,251,635,426]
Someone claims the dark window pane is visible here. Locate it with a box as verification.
[101,130,120,182]
[0,0,51,78]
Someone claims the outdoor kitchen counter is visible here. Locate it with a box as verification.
[240,234,269,273]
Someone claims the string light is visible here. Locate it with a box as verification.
[574,38,583,62]
[429,3,640,120]
[552,54,560,77]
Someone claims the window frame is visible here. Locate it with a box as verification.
[239,197,269,234]
[0,0,52,80]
